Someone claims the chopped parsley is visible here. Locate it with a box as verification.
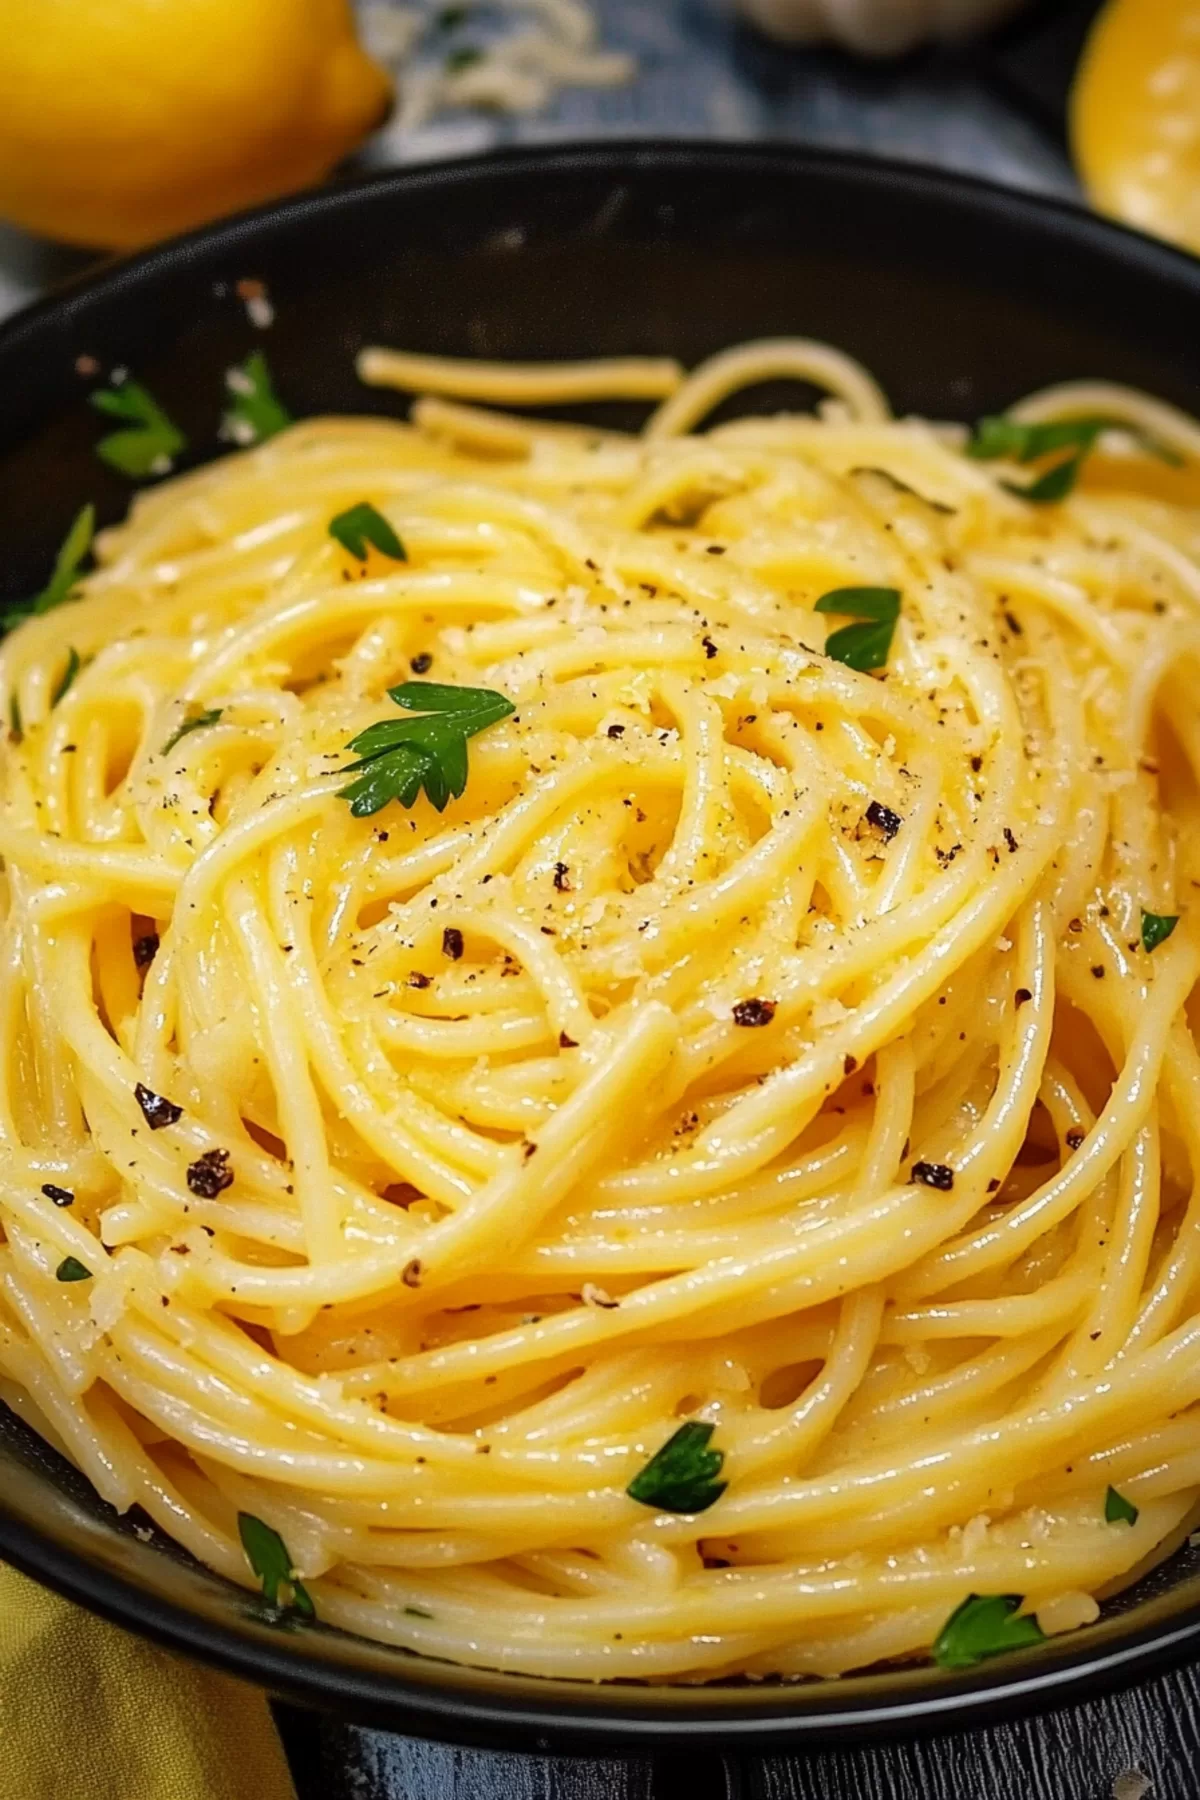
[52,647,82,706]
[91,379,186,479]
[161,706,223,756]
[1105,1485,1139,1527]
[329,502,407,563]
[446,44,484,71]
[339,680,514,817]
[55,1256,92,1283]
[1141,910,1179,953]
[626,1420,726,1515]
[933,1593,1045,1669]
[814,586,900,673]
[967,413,1181,505]
[237,1512,315,1620]
[3,504,95,633]
[223,351,292,445]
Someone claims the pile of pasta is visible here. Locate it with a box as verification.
[3,337,1200,1682]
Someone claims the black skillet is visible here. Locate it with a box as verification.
[1,143,1199,1751]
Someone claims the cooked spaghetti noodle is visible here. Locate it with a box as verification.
[3,337,1200,1681]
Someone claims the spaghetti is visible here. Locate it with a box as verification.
[2,337,1200,1681]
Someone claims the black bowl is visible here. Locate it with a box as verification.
[2,143,1200,1750]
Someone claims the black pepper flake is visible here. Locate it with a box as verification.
[1066,1128,1086,1151]
[1091,965,1106,979]
[1014,987,1032,1008]
[402,1258,423,1288]
[186,1148,233,1198]
[1003,827,1019,854]
[41,1183,74,1207]
[843,1054,858,1076]
[970,755,983,773]
[912,1160,955,1191]
[523,1141,538,1159]
[987,1177,1001,1193]
[865,800,903,841]
[1003,610,1023,636]
[606,723,625,738]
[701,635,718,659]
[133,933,160,969]
[732,997,776,1027]
[559,1031,578,1048]
[442,926,463,960]
[408,970,431,989]
[134,1082,183,1130]
[410,652,433,674]
[553,861,571,892]
[706,545,726,555]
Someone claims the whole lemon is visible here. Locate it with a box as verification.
[1072,0,1200,257]
[0,0,393,250]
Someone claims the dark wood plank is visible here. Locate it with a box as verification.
[748,1662,1200,1800]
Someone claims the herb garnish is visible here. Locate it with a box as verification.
[52,647,82,706]
[627,1420,726,1515]
[1105,1485,1139,1527]
[1141,910,1179,953]
[338,680,514,817]
[237,1513,316,1620]
[814,586,901,673]
[92,379,187,479]
[446,44,484,71]
[223,351,292,445]
[933,1594,1045,1669]
[8,693,21,742]
[967,414,1181,505]
[329,502,407,563]
[55,1256,92,1283]
[404,1604,435,1619]
[3,504,95,633]
[161,706,223,756]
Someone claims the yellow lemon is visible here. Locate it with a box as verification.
[1072,0,1200,256]
[0,0,392,250]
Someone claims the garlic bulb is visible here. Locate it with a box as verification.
[736,0,1031,58]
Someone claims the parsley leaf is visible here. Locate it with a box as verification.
[52,647,82,706]
[1106,1485,1139,1526]
[933,1594,1045,1669]
[626,1419,726,1515]
[8,693,21,743]
[91,379,186,479]
[237,1512,315,1620]
[161,706,224,756]
[3,505,95,633]
[339,680,514,817]
[814,586,901,672]
[1142,909,1179,953]
[446,44,484,70]
[329,502,407,563]
[223,351,292,445]
[967,413,1181,506]
[55,1256,92,1283]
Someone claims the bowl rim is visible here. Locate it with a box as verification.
[4,137,1200,1749]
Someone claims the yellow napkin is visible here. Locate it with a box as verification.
[0,1564,298,1800]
